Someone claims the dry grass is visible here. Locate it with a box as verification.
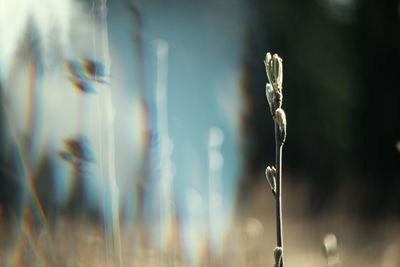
[1,180,399,266]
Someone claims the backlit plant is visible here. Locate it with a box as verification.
[264,52,286,267]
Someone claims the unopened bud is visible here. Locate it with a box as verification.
[265,52,272,66]
[265,166,277,195]
[275,108,287,144]
[323,233,341,266]
[266,83,275,115]
[273,54,283,88]
[265,52,283,90]
[264,53,273,85]
[323,233,338,257]
[274,247,283,267]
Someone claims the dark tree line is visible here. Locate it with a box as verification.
[240,0,400,218]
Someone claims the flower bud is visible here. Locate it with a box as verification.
[266,83,275,115]
[265,52,272,65]
[266,83,274,105]
[265,166,277,195]
[323,233,342,267]
[265,52,283,91]
[274,247,283,267]
[273,54,283,88]
[323,233,338,257]
[265,53,274,85]
[275,108,287,144]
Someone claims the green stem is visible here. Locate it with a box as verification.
[274,122,284,267]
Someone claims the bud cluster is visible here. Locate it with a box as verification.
[264,52,286,144]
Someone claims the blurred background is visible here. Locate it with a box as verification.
[0,0,399,266]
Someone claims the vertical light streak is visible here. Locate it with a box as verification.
[26,22,43,160]
[208,127,224,263]
[153,39,174,264]
[94,0,122,265]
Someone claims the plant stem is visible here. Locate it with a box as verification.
[274,122,284,267]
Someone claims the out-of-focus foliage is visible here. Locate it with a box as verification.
[241,0,400,216]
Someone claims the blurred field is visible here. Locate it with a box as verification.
[1,179,399,267]
[0,0,399,266]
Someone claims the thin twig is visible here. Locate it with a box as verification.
[274,122,284,266]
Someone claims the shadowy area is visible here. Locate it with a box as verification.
[240,0,400,218]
